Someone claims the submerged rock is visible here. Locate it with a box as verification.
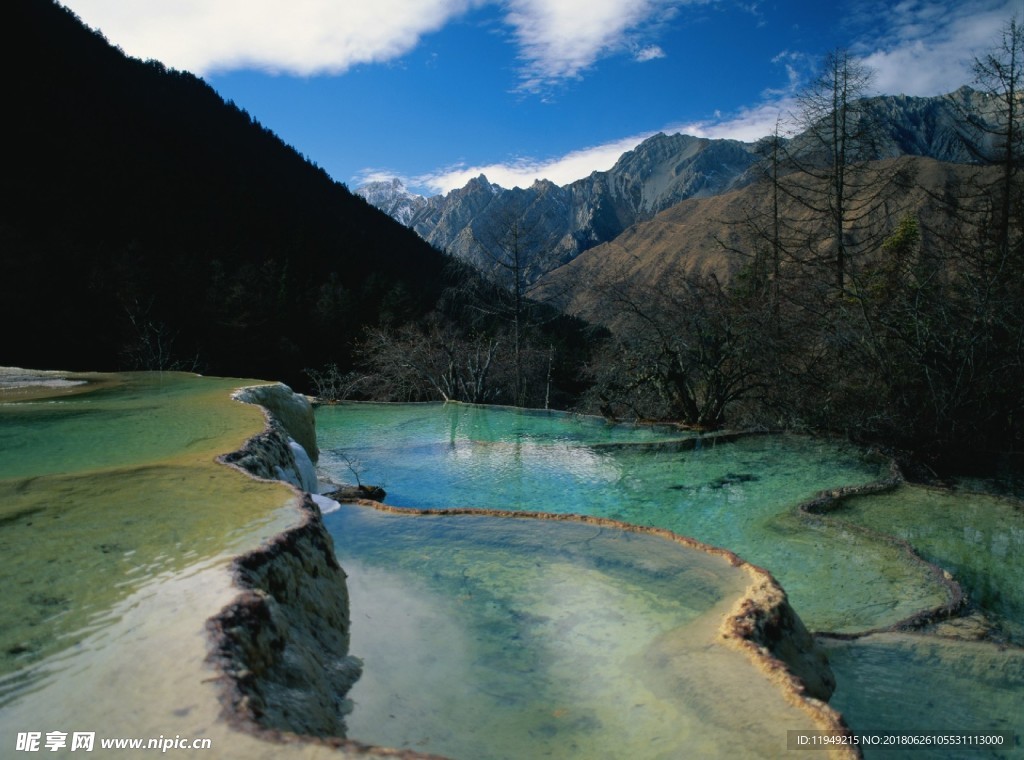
[323,484,387,502]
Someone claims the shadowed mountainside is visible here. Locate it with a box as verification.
[530,156,990,326]
[1,0,455,387]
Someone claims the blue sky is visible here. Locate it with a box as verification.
[62,0,1019,195]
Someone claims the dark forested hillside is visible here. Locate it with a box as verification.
[1,0,455,385]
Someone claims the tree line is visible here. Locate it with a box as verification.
[327,18,1023,474]
[578,19,1023,472]
[11,0,1020,472]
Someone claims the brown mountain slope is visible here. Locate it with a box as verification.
[530,156,987,326]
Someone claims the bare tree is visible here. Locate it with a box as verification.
[119,300,201,372]
[968,15,1024,261]
[303,363,367,402]
[466,203,571,407]
[359,317,505,404]
[584,267,766,428]
[783,49,894,292]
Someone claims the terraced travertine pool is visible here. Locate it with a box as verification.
[0,373,850,760]
[317,401,1024,758]
[316,402,948,634]
[327,506,835,759]
[3,379,1020,759]
[0,371,361,760]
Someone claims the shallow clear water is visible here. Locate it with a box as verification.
[0,371,263,480]
[0,372,355,760]
[836,485,1024,643]
[327,504,825,759]
[823,633,1024,759]
[316,402,949,632]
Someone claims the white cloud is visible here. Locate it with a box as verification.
[676,101,800,142]
[506,0,685,91]
[356,132,664,195]
[60,0,482,75]
[852,0,1019,96]
[358,0,1019,199]
[635,44,667,62]
[410,132,657,193]
[370,98,796,195]
[61,0,691,82]
[365,94,807,196]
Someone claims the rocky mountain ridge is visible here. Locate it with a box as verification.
[358,133,756,281]
[357,87,996,285]
[529,155,984,326]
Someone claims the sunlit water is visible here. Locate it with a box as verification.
[316,402,949,633]
[326,505,827,759]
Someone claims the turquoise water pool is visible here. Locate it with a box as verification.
[317,401,1024,758]
[316,402,948,633]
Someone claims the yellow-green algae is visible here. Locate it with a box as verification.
[830,484,1024,643]
[0,372,297,679]
[808,484,1024,758]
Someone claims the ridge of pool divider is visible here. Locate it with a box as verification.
[349,498,861,760]
[205,495,453,760]
[582,428,969,644]
[795,461,969,639]
[207,386,452,759]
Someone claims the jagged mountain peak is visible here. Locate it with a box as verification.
[463,173,501,193]
[354,177,426,226]
[355,130,759,283]
[358,88,996,288]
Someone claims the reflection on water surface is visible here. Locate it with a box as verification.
[317,403,947,632]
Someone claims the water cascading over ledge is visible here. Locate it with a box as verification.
[208,383,363,738]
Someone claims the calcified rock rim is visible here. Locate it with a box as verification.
[206,495,453,760]
[208,388,455,759]
[587,426,971,638]
[795,461,968,638]
[210,393,859,759]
